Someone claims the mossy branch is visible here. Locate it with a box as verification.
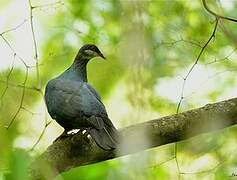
[30,97,237,179]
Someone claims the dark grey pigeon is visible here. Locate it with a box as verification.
[44,44,118,150]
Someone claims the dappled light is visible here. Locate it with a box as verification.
[0,0,237,179]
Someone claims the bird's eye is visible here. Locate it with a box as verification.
[85,50,98,57]
[85,50,94,54]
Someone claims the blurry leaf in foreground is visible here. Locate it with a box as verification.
[5,149,30,180]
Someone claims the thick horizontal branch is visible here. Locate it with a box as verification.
[31,97,237,179]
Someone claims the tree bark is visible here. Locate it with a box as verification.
[30,97,237,179]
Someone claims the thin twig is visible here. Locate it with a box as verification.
[0,80,38,91]
[0,57,15,109]
[160,38,202,48]
[28,0,41,89]
[149,157,175,169]
[202,0,237,23]
[30,120,52,151]
[21,106,41,116]
[205,47,237,65]
[176,18,219,113]
[174,143,181,179]
[180,159,224,175]
[30,88,51,150]
[6,67,29,129]
[32,1,64,9]
[0,35,29,67]
[0,19,28,35]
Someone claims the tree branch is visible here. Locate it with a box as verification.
[30,97,237,179]
[202,0,237,23]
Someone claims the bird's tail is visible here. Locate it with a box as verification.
[88,118,118,151]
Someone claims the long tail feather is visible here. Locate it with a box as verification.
[89,120,118,151]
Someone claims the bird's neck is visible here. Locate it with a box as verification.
[72,54,90,82]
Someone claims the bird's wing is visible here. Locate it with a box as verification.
[45,78,108,128]
[85,83,104,103]
[83,83,117,127]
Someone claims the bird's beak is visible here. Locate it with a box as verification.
[98,52,106,60]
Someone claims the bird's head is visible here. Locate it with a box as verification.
[78,44,105,60]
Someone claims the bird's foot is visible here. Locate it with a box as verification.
[75,128,91,142]
[67,129,80,135]
[54,129,91,143]
[78,128,91,139]
[53,130,79,143]
[53,131,69,142]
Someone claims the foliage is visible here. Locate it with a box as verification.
[0,0,237,179]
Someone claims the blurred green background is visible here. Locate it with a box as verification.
[0,0,237,179]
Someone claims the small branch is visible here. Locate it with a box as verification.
[28,0,41,89]
[202,0,237,23]
[6,68,29,129]
[205,47,237,65]
[174,143,181,179]
[0,59,15,109]
[31,97,237,179]
[0,79,38,91]
[176,18,219,113]
[29,86,51,150]
[159,38,202,48]
[180,161,222,175]
[30,121,51,151]
[32,1,64,9]
[0,19,28,35]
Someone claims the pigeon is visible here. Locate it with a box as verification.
[44,44,118,150]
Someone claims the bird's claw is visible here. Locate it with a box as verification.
[54,128,91,143]
[53,131,71,142]
[79,128,91,142]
